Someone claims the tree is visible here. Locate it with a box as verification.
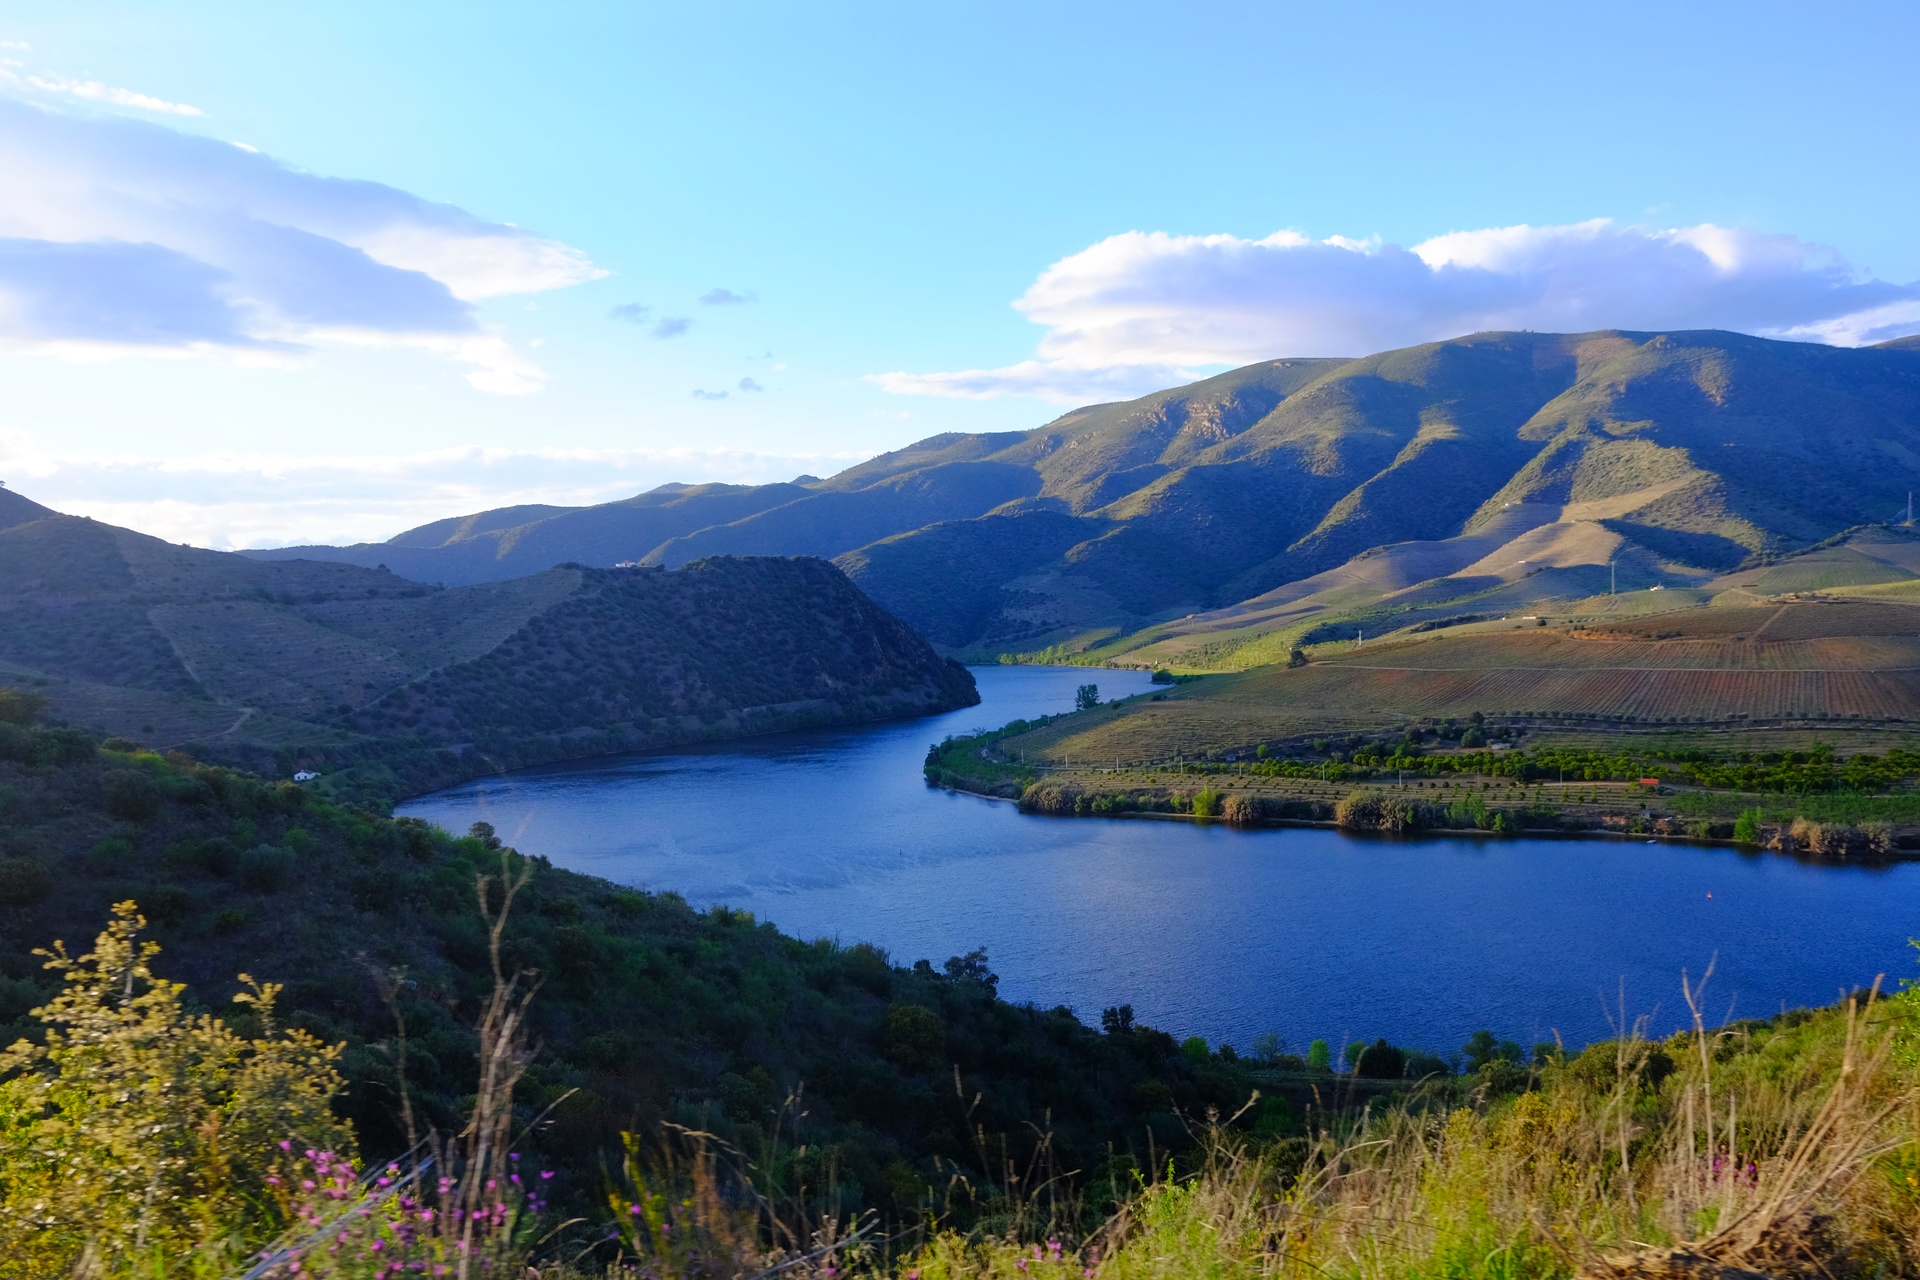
[1462,1029,1523,1072]
[1074,683,1101,712]
[1101,1004,1136,1035]
[1353,1038,1405,1079]
[1733,807,1764,845]
[1306,1038,1331,1071]
[1180,1036,1211,1065]
[943,947,998,994]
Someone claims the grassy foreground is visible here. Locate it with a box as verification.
[3,893,1915,1280]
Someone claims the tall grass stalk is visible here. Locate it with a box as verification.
[895,979,1919,1280]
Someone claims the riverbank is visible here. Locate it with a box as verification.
[194,680,983,811]
[925,720,1920,858]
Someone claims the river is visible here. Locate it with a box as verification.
[399,665,1920,1058]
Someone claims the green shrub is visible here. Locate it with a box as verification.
[0,859,51,907]
[86,834,138,873]
[1733,806,1764,845]
[237,844,293,892]
[1193,789,1221,818]
[882,1003,945,1070]
[0,688,47,726]
[102,770,161,822]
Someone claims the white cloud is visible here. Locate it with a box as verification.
[0,431,865,548]
[874,220,1920,402]
[18,70,202,116]
[0,99,605,391]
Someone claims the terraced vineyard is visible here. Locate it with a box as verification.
[1008,601,1920,766]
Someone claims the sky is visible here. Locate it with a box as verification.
[1,1,1918,548]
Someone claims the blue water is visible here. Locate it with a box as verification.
[400,666,1920,1058]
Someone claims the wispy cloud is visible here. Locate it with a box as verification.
[872,220,1920,402]
[652,316,691,339]
[700,287,756,305]
[608,302,651,323]
[737,376,764,392]
[0,430,864,548]
[691,388,728,400]
[0,99,605,392]
[9,69,203,115]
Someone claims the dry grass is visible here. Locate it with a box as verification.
[892,986,1920,1280]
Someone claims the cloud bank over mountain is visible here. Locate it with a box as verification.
[0,425,860,549]
[0,99,604,392]
[873,220,1920,402]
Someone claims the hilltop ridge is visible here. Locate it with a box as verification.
[0,501,975,802]
[242,330,1920,659]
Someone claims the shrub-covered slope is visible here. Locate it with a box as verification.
[0,507,974,800]
[0,726,1235,1220]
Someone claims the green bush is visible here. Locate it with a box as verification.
[882,1003,945,1070]
[0,858,51,906]
[1733,806,1764,845]
[102,770,161,822]
[86,834,137,873]
[237,844,293,892]
[0,688,47,726]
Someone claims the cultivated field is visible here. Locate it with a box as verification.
[1009,600,1920,766]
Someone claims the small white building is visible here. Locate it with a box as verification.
[293,770,320,782]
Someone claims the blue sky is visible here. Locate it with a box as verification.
[1,1,1917,546]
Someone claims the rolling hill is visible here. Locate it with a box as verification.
[243,330,1920,660]
[0,498,975,802]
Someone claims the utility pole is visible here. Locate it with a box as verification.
[1610,560,1616,596]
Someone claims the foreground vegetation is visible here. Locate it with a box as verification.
[4,890,1915,1279]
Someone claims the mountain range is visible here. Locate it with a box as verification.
[246,329,1920,661]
